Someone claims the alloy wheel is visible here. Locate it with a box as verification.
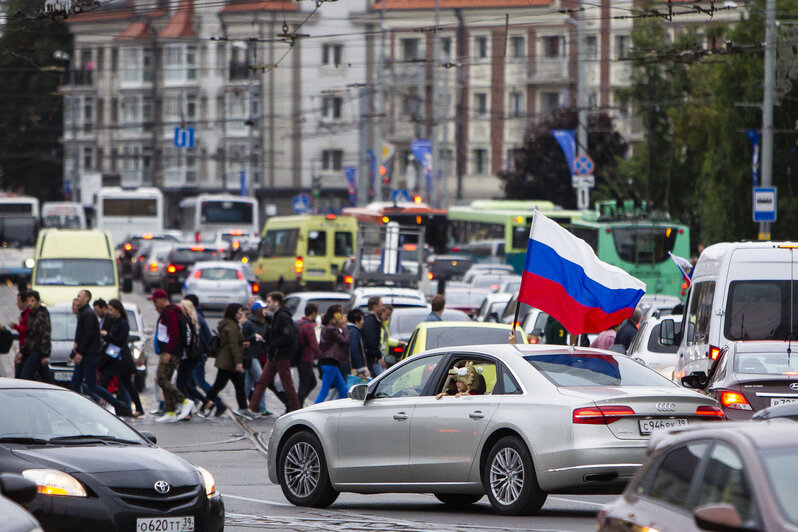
[284,441,321,498]
[489,447,524,505]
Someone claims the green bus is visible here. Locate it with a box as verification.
[447,199,690,298]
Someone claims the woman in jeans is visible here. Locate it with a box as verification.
[175,299,207,413]
[201,303,251,418]
[315,304,350,403]
[99,299,143,416]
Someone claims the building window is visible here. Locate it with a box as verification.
[164,146,197,186]
[473,149,487,174]
[616,35,629,60]
[322,149,343,171]
[588,91,598,109]
[120,47,153,85]
[510,36,525,58]
[111,97,118,123]
[322,96,342,120]
[474,92,487,116]
[322,43,343,66]
[120,144,142,185]
[585,35,598,60]
[401,38,420,61]
[82,147,94,171]
[82,96,94,133]
[509,91,523,117]
[440,37,452,59]
[475,36,488,59]
[164,44,197,84]
[543,36,564,58]
[542,91,560,113]
[226,91,257,132]
[506,148,521,170]
[111,48,118,72]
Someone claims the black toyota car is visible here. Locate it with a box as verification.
[0,379,224,531]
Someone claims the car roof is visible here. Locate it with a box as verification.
[191,261,244,269]
[0,377,64,391]
[354,286,424,295]
[419,322,519,331]
[651,421,798,452]
[728,340,796,354]
[285,291,350,299]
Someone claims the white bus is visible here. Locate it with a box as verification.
[0,195,40,281]
[178,194,259,242]
[95,187,164,247]
[41,201,87,229]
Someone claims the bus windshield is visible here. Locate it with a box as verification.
[201,201,253,224]
[35,259,116,286]
[102,198,158,217]
[0,217,37,247]
[611,226,677,264]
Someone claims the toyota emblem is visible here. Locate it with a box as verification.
[153,480,171,494]
[790,383,798,391]
[656,402,677,412]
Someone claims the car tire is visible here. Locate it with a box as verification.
[433,493,483,507]
[134,371,146,392]
[482,436,547,516]
[277,431,339,508]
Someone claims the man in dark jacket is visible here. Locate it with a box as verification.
[242,301,269,414]
[150,289,193,422]
[248,291,300,415]
[544,315,568,345]
[297,303,320,407]
[361,296,385,376]
[185,294,224,413]
[616,310,642,352]
[70,290,129,416]
[346,309,368,374]
[20,291,51,382]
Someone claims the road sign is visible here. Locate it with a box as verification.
[174,127,195,149]
[381,141,395,161]
[293,193,310,214]
[753,186,777,222]
[576,186,590,210]
[391,189,411,203]
[571,174,595,188]
[573,155,594,175]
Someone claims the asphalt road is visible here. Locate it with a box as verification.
[0,282,613,531]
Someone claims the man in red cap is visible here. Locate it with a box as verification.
[150,289,193,422]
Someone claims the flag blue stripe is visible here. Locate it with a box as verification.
[524,239,645,314]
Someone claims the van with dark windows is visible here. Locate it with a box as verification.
[661,242,798,383]
[253,215,357,292]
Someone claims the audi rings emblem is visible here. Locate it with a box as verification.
[790,383,798,391]
[656,402,677,412]
[153,480,171,494]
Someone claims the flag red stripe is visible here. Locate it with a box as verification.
[519,271,635,334]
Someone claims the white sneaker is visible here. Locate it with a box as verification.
[155,412,178,423]
[234,408,254,420]
[177,399,193,420]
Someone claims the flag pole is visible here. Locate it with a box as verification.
[513,207,539,329]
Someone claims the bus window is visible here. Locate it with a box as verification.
[568,226,598,252]
[611,227,677,264]
[0,218,37,247]
[201,201,253,224]
[334,231,353,256]
[512,226,528,250]
[102,198,158,216]
[307,231,326,256]
[260,229,298,257]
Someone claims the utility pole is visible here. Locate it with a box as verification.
[373,0,387,202]
[269,13,276,191]
[575,0,590,210]
[246,39,255,198]
[430,0,440,207]
[761,0,776,239]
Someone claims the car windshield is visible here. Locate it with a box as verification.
[35,259,116,286]
[50,312,77,341]
[0,389,145,444]
[172,249,218,263]
[735,350,798,374]
[390,310,468,338]
[425,327,516,349]
[524,352,675,386]
[760,448,798,526]
[445,291,488,308]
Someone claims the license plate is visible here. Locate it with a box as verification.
[306,269,325,276]
[639,418,688,435]
[771,397,798,407]
[136,517,194,532]
[53,371,72,382]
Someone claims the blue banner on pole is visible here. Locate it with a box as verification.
[552,130,576,175]
[746,129,760,188]
[239,170,247,197]
[365,149,377,199]
[344,166,357,206]
[410,139,432,200]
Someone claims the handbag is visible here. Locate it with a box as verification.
[105,344,122,359]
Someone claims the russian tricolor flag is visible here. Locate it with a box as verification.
[518,211,646,334]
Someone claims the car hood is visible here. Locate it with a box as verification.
[48,341,74,363]
[11,445,195,476]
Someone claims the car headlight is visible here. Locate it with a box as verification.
[22,469,87,497]
[24,258,34,269]
[197,466,217,497]
[132,346,142,361]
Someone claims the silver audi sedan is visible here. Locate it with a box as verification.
[267,344,725,515]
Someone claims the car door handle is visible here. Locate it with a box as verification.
[469,411,485,419]
[393,412,408,421]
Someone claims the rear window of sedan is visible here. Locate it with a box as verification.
[735,351,798,374]
[524,353,675,386]
[425,327,516,350]
[198,268,241,281]
[171,248,218,263]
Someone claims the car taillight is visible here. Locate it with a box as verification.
[194,231,201,243]
[573,405,636,424]
[709,345,720,360]
[392,346,404,354]
[149,262,158,272]
[344,275,353,285]
[527,336,539,344]
[194,270,202,279]
[124,243,132,251]
[428,272,434,280]
[696,405,726,419]
[490,284,499,291]
[295,256,304,276]
[718,390,752,410]
[251,282,260,293]
[167,264,176,273]
[236,270,244,280]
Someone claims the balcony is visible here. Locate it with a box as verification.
[67,69,94,86]
[229,62,251,81]
[528,59,569,85]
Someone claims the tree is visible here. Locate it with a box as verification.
[498,108,628,209]
[0,1,72,199]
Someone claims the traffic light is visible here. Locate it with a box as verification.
[413,194,422,204]
[312,175,322,198]
[379,165,389,184]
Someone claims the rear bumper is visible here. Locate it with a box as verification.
[537,443,647,493]
[0,267,32,280]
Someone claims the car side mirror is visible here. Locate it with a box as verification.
[0,473,37,505]
[694,504,746,531]
[139,431,158,445]
[348,384,368,402]
[681,371,708,389]
[660,318,676,346]
[121,276,133,294]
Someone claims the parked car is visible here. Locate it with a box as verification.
[0,378,225,531]
[348,286,427,312]
[140,242,175,292]
[753,400,798,421]
[626,315,683,379]
[470,273,517,293]
[116,233,178,278]
[442,287,492,318]
[402,321,527,359]
[283,291,352,323]
[475,293,512,322]
[598,422,798,532]
[267,344,724,515]
[681,340,798,420]
[462,263,515,284]
[520,308,549,344]
[49,302,150,392]
[0,473,42,532]
[163,245,220,294]
[183,261,256,310]
[386,307,469,360]
[496,275,522,294]
[428,254,473,283]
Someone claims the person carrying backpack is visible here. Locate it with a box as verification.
[247,291,300,416]
[150,289,193,423]
[185,294,224,413]
[175,299,208,415]
[201,303,250,418]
